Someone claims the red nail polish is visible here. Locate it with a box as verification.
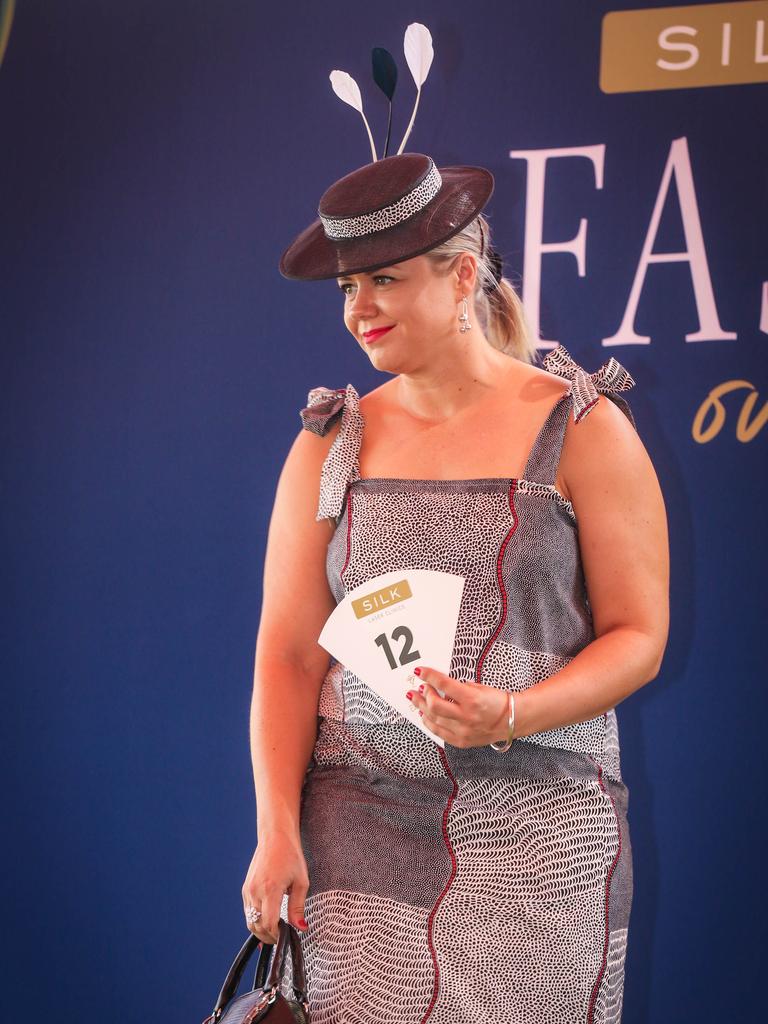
[405,691,413,700]
[298,917,308,930]
[418,684,424,694]
[414,667,421,676]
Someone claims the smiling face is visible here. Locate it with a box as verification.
[336,253,476,373]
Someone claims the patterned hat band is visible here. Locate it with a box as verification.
[279,153,494,280]
[319,160,443,240]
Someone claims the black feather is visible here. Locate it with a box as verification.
[372,47,398,99]
[372,47,398,157]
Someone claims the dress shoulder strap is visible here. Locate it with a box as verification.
[299,384,363,521]
[523,344,637,485]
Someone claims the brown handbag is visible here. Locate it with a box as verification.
[202,919,309,1024]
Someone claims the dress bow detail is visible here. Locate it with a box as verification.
[541,344,636,423]
[300,386,349,437]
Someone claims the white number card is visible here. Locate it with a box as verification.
[318,569,465,747]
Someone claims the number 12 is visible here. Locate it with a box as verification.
[374,625,421,670]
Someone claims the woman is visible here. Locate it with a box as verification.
[242,153,669,1023]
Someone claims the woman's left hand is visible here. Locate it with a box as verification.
[406,667,512,748]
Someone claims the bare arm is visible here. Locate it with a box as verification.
[513,393,670,737]
[243,419,339,940]
[250,424,338,832]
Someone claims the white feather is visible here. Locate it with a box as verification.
[329,70,363,112]
[403,22,434,88]
[397,23,434,155]
[329,70,378,162]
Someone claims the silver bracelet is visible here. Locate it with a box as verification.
[489,692,515,752]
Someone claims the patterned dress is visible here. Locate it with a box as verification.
[281,343,638,1024]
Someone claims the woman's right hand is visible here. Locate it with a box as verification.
[242,831,310,944]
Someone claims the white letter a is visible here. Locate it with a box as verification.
[603,136,736,346]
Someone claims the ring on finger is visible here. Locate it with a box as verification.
[245,904,262,925]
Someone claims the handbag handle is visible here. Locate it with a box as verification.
[209,921,307,1020]
[258,920,308,1003]
[287,923,308,1000]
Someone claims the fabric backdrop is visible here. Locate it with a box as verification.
[2,1,765,1021]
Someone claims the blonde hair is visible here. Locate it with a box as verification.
[423,214,539,365]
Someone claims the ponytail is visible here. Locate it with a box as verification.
[424,213,539,365]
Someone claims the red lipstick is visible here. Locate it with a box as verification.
[362,326,395,343]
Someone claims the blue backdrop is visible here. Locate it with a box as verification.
[2,1,765,1021]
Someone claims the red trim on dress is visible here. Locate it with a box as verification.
[340,491,353,583]
[575,396,599,422]
[421,482,518,1022]
[476,479,519,684]
[420,748,459,1024]
[587,759,622,1024]
[339,492,353,724]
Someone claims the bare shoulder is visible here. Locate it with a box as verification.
[511,359,572,403]
[559,392,662,523]
[356,377,397,417]
[280,417,341,514]
[561,392,645,475]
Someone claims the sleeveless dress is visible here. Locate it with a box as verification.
[281,343,638,1024]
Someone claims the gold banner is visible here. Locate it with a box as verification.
[0,0,15,71]
[600,1,768,92]
[352,579,413,619]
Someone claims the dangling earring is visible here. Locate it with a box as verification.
[458,295,472,333]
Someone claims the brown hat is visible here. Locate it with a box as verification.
[278,153,494,282]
